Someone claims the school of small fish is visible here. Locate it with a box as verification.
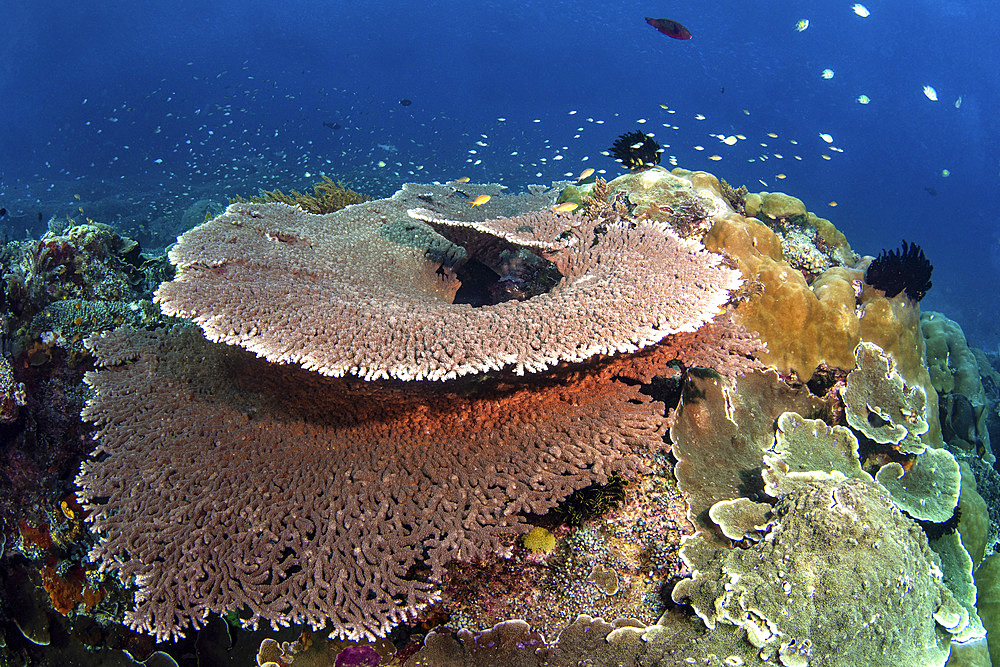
[2,2,960,233]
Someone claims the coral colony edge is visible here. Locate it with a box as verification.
[2,162,1000,667]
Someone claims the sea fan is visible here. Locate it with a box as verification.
[865,240,933,301]
[609,130,661,171]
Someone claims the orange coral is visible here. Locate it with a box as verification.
[18,519,53,554]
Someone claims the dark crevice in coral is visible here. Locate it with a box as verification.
[451,250,561,307]
[915,505,961,540]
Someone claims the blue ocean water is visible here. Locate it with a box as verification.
[1,0,998,343]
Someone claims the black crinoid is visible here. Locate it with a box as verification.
[609,130,661,171]
[865,240,933,301]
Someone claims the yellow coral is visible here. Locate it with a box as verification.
[703,214,860,379]
[523,527,556,554]
[232,176,369,214]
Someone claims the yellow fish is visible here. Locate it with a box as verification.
[454,176,470,183]
[776,174,787,179]
[795,19,809,32]
[576,168,594,181]
[708,155,723,161]
[470,194,491,207]
[551,202,579,213]
[828,201,838,207]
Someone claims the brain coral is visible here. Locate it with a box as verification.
[155,182,741,381]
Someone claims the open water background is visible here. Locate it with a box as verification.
[1,0,998,343]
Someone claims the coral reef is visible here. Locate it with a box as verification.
[77,323,664,640]
[670,370,833,544]
[842,341,930,448]
[923,312,993,459]
[2,165,995,667]
[0,356,26,422]
[718,177,748,215]
[675,471,963,665]
[671,393,972,664]
[156,183,741,381]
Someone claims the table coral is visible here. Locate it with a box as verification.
[79,323,678,641]
[156,183,740,381]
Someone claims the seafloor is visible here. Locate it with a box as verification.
[1,166,998,667]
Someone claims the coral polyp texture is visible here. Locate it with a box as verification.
[154,182,741,381]
[77,324,668,641]
[865,240,933,301]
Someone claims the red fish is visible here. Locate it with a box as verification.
[645,17,692,40]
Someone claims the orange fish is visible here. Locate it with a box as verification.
[645,17,692,40]
[576,168,595,181]
[470,194,491,207]
[454,176,470,183]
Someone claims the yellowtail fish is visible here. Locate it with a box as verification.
[551,202,579,213]
[828,201,838,207]
[576,168,594,181]
[454,176,470,183]
[470,194,491,207]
